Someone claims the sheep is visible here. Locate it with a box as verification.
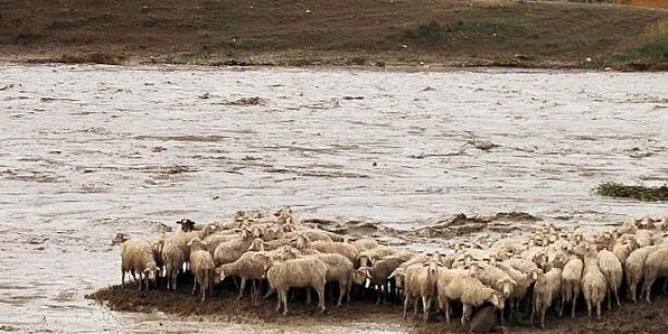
[213,228,254,265]
[435,267,470,323]
[612,237,640,264]
[530,267,562,329]
[283,247,354,306]
[160,235,190,291]
[215,250,273,305]
[357,247,397,268]
[496,262,533,319]
[504,258,540,276]
[440,275,505,326]
[641,245,668,304]
[560,254,584,318]
[187,238,215,302]
[352,257,405,305]
[296,235,359,265]
[581,248,606,321]
[597,249,623,310]
[350,238,379,252]
[401,261,440,322]
[285,229,333,242]
[255,253,328,315]
[634,229,653,248]
[176,218,205,232]
[625,245,658,302]
[470,262,517,299]
[115,234,160,291]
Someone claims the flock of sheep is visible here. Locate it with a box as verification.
[112,207,668,330]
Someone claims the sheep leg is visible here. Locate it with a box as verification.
[644,278,655,304]
[629,281,637,303]
[138,272,144,292]
[121,270,125,288]
[275,290,283,312]
[445,299,451,323]
[540,306,546,329]
[237,278,247,300]
[413,296,419,317]
[529,302,535,326]
[606,287,611,311]
[614,287,621,309]
[282,289,290,316]
[572,285,580,319]
[316,284,326,313]
[586,299,592,322]
[596,301,601,320]
[558,296,565,317]
[251,280,258,305]
[462,304,472,327]
[422,295,432,323]
[402,295,410,320]
[376,285,382,305]
[191,275,197,296]
[337,282,345,307]
[264,287,275,299]
[305,288,312,306]
[172,270,178,291]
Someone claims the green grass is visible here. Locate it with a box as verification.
[595,182,668,202]
[608,35,668,68]
[387,17,539,50]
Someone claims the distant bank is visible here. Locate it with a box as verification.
[616,0,668,10]
[1,0,667,70]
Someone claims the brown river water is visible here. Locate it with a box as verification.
[0,64,667,333]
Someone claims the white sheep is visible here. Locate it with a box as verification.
[296,234,359,265]
[161,235,188,291]
[625,245,657,302]
[187,238,215,302]
[560,254,584,318]
[435,267,470,323]
[401,261,440,322]
[597,249,623,310]
[283,247,354,306]
[114,234,160,291]
[256,254,328,315]
[440,275,505,326]
[641,245,668,304]
[581,248,606,321]
[530,267,561,329]
[213,228,254,265]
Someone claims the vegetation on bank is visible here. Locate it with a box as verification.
[1,0,667,70]
[596,182,668,202]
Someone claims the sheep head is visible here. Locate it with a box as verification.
[351,267,371,285]
[496,277,517,297]
[143,265,159,284]
[176,218,196,232]
[187,238,208,252]
[489,292,506,310]
[388,268,405,288]
[111,232,129,245]
[296,234,311,250]
[248,238,265,251]
[358,255,370,268]
[279,246,299,260]
[251,226,263,239]
[215,267,227,283]
[256,254,273,275]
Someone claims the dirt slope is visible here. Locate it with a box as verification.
[1,0,667,68]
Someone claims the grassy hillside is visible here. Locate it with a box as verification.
[1,0,667,69]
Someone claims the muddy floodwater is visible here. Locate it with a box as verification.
[1,65,667,333]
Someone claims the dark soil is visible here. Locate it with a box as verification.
[1,0,668,69]
[87,271,668,334]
